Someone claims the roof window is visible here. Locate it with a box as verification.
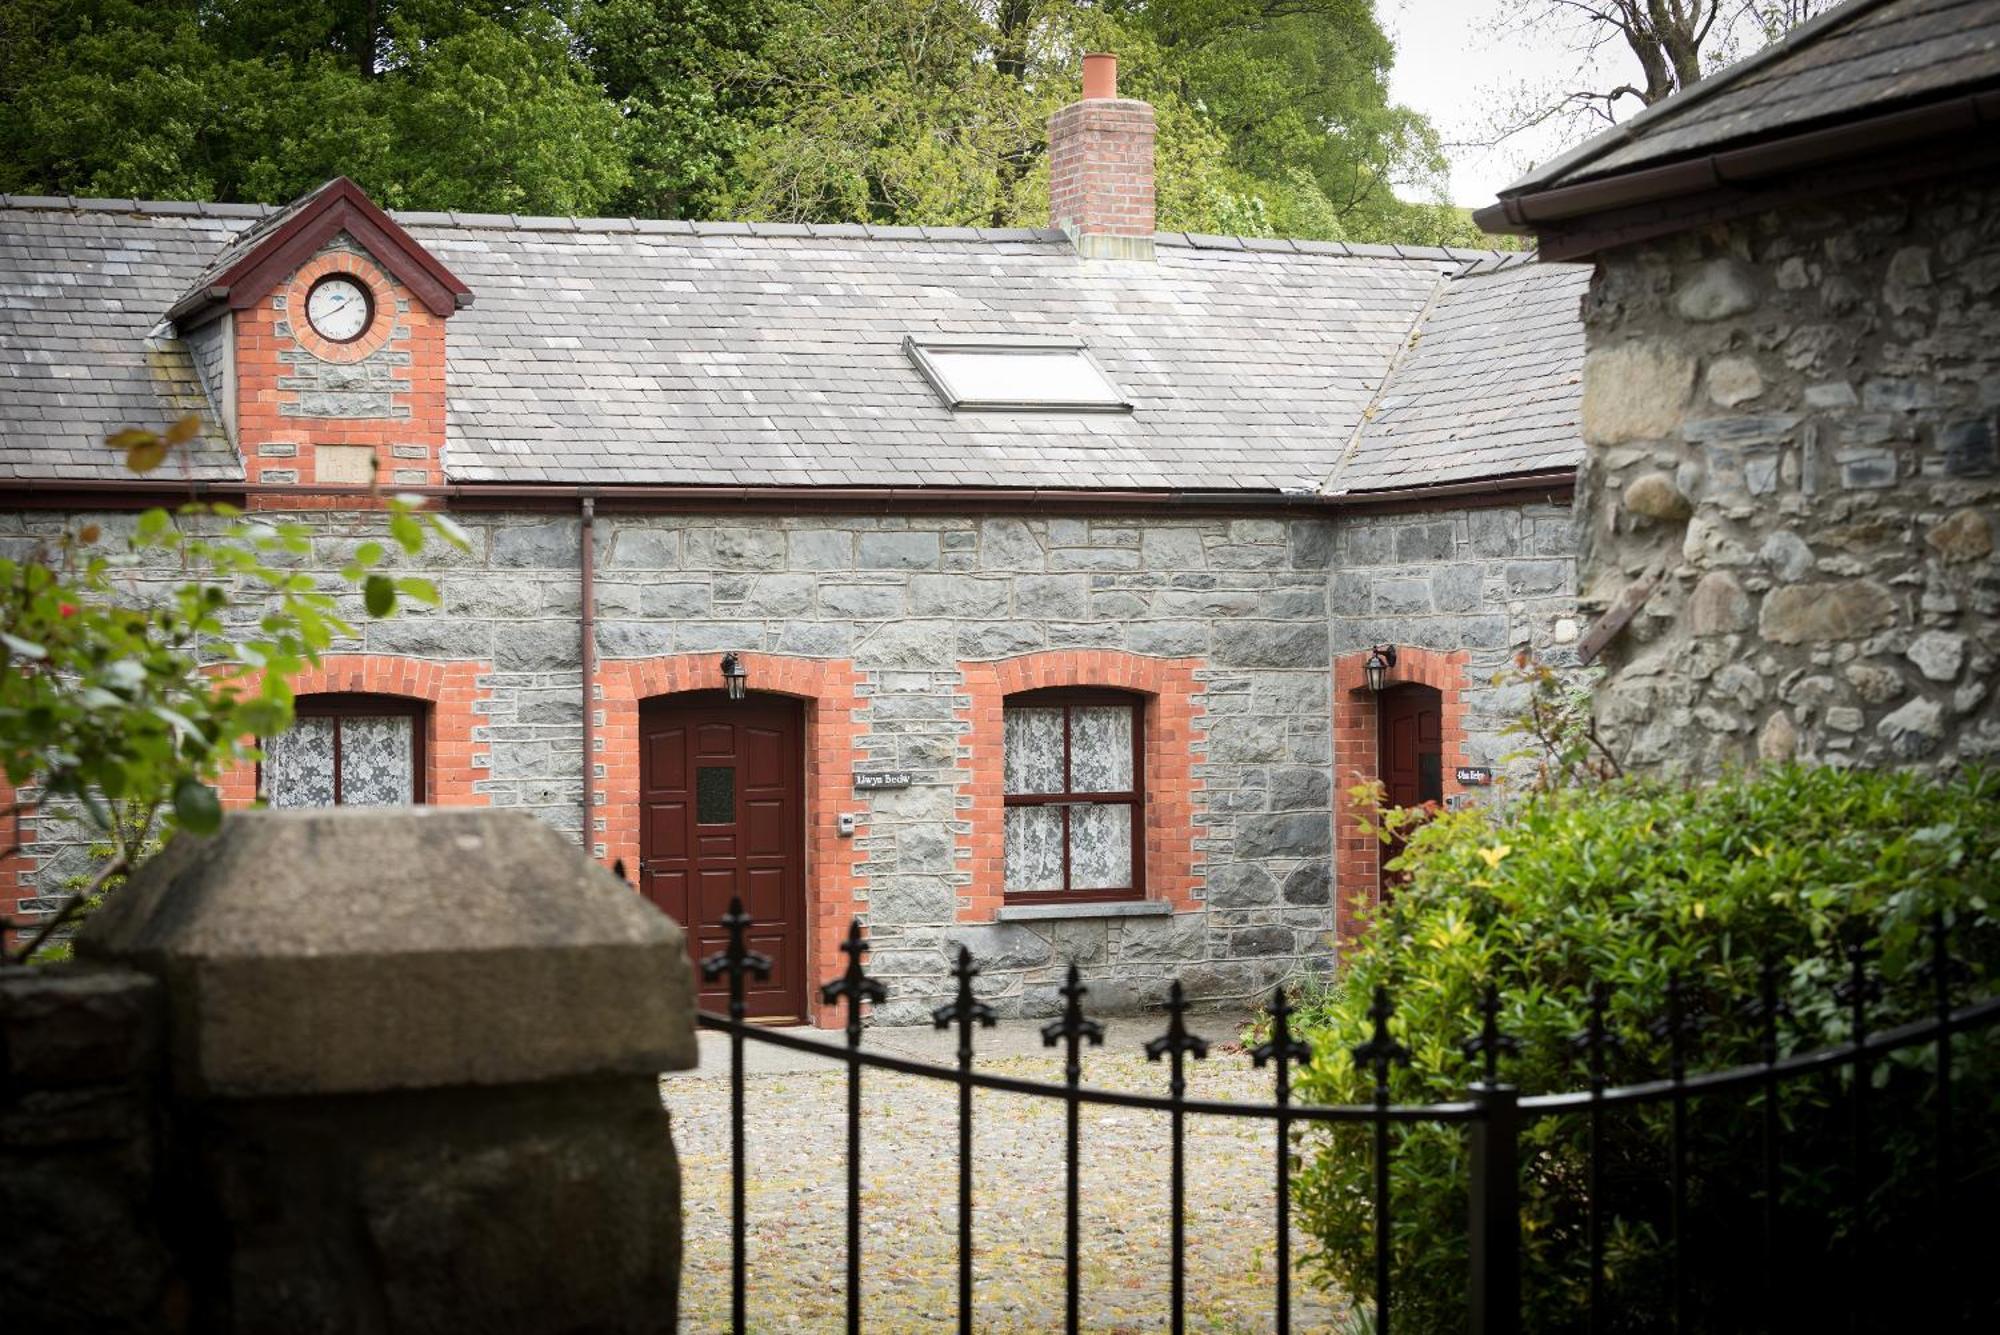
[904,335,1131,412]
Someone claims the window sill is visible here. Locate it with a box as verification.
[995,900,1173,923]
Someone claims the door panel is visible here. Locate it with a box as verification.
[640,694,807,1021]
[1379,685,1444,886]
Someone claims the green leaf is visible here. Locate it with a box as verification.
[364,574,396,617]
[394,576,440,606]
[172,776,222,835]
[388,512,424,555]
[0,630,48,660]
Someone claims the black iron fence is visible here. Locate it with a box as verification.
[692,902,1995,1335]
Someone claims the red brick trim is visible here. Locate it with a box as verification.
[1,775,34,954]
[237,245,448,496]
[284,250,400,365]
[958,651,1206,922]
[215,654,492,808]
[1331,646,1470,946]
[597,654,863,1027]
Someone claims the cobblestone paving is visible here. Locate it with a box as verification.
[667,1023,1350,1333]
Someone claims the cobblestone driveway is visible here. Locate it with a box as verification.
[665,1015,1349,1333]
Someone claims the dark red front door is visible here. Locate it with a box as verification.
[640,693,806,1022]
[1379,685,1443,879]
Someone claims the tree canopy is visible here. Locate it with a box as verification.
[0,0,1493,246]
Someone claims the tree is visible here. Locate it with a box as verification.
[0,0,1482,245]
[0,418,463,961]
[1472,0,1837,153]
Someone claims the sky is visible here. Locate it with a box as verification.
[1379,0,1629,207]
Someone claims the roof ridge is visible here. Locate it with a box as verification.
[0,191,1510,263]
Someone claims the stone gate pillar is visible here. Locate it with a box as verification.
[77,807,697,1335]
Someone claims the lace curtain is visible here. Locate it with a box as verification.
[264,712,416,807]
[1002,699,1137,893]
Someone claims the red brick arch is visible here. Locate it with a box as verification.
[214,653,492,808]
[958,649,1207,921]
[1332,645,1470,945]
[596,653,861,1023]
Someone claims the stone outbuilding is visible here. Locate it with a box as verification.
[1478,0,2000,774]
[1,58,1589,1023]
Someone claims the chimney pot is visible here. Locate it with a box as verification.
[1049,52,1154,260]
[1082,52,1118,101]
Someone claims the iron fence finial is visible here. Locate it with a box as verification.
[1461,980,1520,1087]
[1041,963,1106,1052]
[821,916,887,1044]
[1146,979,1209,1065]
[1347,983,1408,1097]
[700,895,772,987]
[933,943,997,1033]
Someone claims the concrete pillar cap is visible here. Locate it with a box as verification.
[79,808,697,1097]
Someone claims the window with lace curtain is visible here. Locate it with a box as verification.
[1002,689,1144,902]
[262,694,426,807]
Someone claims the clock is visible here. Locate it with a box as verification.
[305,275,374,344]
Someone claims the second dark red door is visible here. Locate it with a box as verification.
[639,693,806,1022]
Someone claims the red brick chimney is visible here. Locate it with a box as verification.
[1048,53,1156,260]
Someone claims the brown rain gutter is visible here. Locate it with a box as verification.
[0,469,1573,515]
[1474,88,2000,237]
[579,493,597,865]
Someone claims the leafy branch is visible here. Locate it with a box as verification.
[1,416,466,963]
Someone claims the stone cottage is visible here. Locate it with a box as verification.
[0,57,1587,1024]
[1477,0,2000,774]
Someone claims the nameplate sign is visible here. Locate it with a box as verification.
[854,772,913,791]
[1455,767,1495,786]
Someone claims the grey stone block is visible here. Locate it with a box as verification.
[1015,574,1091,619]
[1282,862,1332,906]
[1395,523,1457,563]
[1140,528,1206,570]
[1206,863,1277,908]
[777,621,855,656]
[1432,564,1483,613]
[788,529,853,571]
[1126,620,1208,657]
[1237,812,1331,858]
[958,622,1046,659]
[493,521,580,570]
[594,621,673,661]
[820,583,905,618]
[1212,622,1328,668]
[640,583,712,617]
[686,527,785,571]
[978,519,1043,571]
[909,574,1009,618]
[858,531,940,570]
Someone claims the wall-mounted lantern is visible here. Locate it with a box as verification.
[1364,644,1398,692]
[719,652,748,702]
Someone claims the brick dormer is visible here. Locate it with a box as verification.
[1048,53,1156,261]
[168,178,471,496]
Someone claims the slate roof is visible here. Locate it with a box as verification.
[1504,0,2000,194]
[0,196,1584,494]
[1333,257,1588,494]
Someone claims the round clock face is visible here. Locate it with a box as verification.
[306,276,373,343]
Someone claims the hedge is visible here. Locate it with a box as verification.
[1290,765,1999,1333]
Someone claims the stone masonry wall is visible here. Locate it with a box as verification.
[1575,174,2000,773]
[1329,500,1583,777]
[1,499,1581,1017]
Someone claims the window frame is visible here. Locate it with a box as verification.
[1001,687,1145,904]
[260,692,428,807]
[903,334,1133,413]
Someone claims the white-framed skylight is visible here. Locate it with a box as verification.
[904,334,1132,412]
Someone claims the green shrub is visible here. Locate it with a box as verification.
[1292,765,2000,1334]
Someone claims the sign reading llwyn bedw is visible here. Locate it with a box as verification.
[854,772,913,790]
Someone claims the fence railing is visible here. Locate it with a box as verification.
[691,902,1993,1335]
